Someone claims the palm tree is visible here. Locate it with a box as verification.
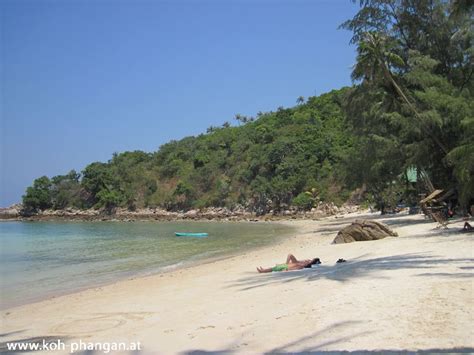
[296,96,305,105]
[352,32,448,154]
[234,114,250,125]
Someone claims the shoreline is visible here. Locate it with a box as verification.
[1,212,472,353]
[0,202,357,222]
[0,219,298,311]
[0,217,310,312]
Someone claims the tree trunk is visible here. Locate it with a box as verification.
[383,66,449,155]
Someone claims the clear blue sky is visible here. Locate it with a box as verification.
[1,0,358,207]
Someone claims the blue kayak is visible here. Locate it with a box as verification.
[175,232,208,237]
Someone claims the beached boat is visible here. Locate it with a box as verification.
[175,232,208,237]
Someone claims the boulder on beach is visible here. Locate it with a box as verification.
[333,219,398,244]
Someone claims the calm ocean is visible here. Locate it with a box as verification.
[0,220,294,309]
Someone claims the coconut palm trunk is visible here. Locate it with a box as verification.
[353,31,448,155]
[381,65,449,155]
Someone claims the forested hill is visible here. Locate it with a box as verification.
[22,88,356,214]
[22,1,473,215]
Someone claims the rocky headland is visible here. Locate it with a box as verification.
[0,202,362,222]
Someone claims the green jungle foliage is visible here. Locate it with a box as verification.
[23,89,353,214]
[341,0,473,209]
[23,0,473,214]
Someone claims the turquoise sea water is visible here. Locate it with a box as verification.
[0,221,294,309]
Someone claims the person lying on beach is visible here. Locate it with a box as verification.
[462,222,473,232]
[257,254,321,273]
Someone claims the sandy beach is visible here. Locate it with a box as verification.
[1,211,473,354]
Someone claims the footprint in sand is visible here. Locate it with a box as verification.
[51,312,152,335]
[52,317,125,335]
[239,321,254,327]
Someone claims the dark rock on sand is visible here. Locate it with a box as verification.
[333,219,398,244]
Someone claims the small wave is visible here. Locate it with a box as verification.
[159,261,185,271]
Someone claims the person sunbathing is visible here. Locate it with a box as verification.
[257,254,321,273]
[462,221,473,232]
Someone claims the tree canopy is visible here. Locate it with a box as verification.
[23,89,354,213]
[342,0,473,208]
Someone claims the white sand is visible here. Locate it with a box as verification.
[1,212,473,354]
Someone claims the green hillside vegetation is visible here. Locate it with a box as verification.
[22,0,473,215]
[23,89,355,214]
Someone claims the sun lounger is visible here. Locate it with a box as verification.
[431,211,448,229]
[421,205,433,219]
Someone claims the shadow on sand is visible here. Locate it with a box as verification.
[228,252,474,291]
[183,348,474,354]
[183,320,473,354]
[318,213,441,231]
[308,213,443,240]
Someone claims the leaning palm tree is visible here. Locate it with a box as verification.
[352,32,448,154]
